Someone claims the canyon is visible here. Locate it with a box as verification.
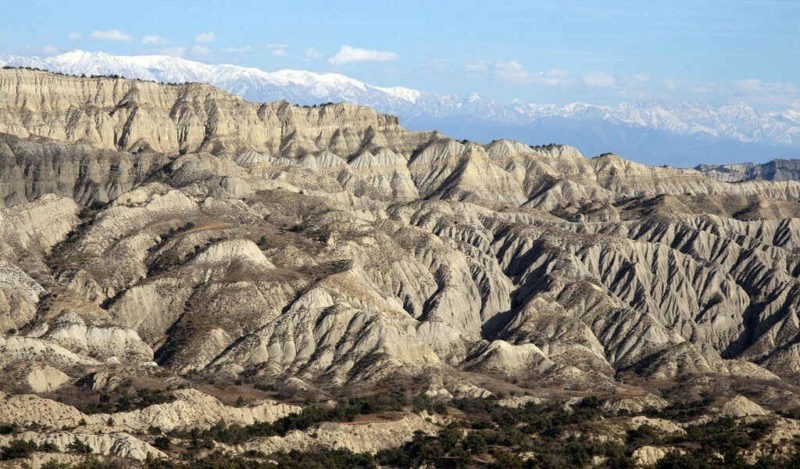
[2,69,800,467]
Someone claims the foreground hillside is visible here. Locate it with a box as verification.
[3,69,800,466]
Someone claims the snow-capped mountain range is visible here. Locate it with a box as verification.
[2,50,799,165]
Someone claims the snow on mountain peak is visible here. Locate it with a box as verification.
[372,85,422,103]
[4,50,799,152]
[5,50,425,105]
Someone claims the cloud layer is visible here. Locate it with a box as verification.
[328,45,398,65]
[495,61,571,87]
[89,29,132,42]
[31,32,800,112]
[141,35,167,45]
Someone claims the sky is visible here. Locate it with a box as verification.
[1,0,799,110]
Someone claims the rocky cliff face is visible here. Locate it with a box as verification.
[0,69,434,156]
[4,69,800,466]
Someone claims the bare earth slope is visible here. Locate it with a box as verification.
[4,69,800,466]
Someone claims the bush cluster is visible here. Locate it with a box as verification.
[8,393,800,468]
[82,387,175,414]
[1,439,58,460]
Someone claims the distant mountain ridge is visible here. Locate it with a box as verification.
[2,50,799,165]
[697,159,800,182]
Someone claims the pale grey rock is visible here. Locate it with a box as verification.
[632,445,683,467]
[0,431,165,461]
[236,411,443,455]
[38,311,153,362]
[24,364,71,393]
[716,395,770,418]
[2,71,800,464]
[90,388,301,432]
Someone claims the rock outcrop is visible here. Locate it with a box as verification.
[238,412,442,455]
[2,69,800,390]
[697,159,800,182]
[0,69,435,157]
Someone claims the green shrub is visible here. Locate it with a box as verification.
[153,436,171,451]
[0,424,17,435]
[68,438,92,454]
[1,439,39,460]
[463,431,488,454]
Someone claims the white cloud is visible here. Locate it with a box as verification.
[632,73,650,83]
[222,46,252,53]
[495,61,571,86]
[191,44,212,56]
[41,45,59,55]
[733,79,798,108]
[266,43,288,57]
[495,61,529,83]
[89,29,133,42]
[492,62,618,89]
[583,72,616,87]
[195,32,216,43]
[735,78,795,96]
[328,45,398,65]
[68,32,82,40]
[464,60,488,72]
[142,35,167,45]
[160,47,186,57]
[304,48,322,60]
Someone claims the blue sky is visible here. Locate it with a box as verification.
[2,0,798,109]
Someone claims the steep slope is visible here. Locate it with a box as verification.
[2,70,800,385]
[4,69,800,465]
[0,68,435,156]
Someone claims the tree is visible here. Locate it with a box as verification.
[68,438,92,454]
[1,439,38,460]
[153,436,171,451]
[463,432,488,454]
